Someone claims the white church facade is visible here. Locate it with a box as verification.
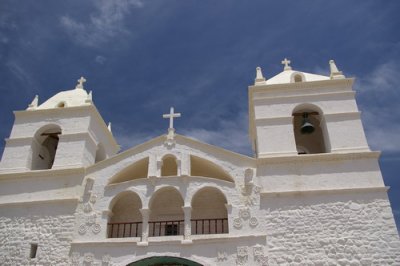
[0,60,399,265]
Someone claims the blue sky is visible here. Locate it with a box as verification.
[0,1,399,231]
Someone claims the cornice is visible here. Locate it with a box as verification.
[0,166,85,180]
[261,186,389,197]
[0,197,80,206]
[249,78,355,93]
[256,151,380,165]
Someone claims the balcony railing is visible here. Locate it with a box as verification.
[191,218,228,235]
[149,220,184,237]
[107,218,228,238]
[108,221,142,238]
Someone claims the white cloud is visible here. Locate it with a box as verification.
[181,111,252,156]
[356,61,400,152]
[95,55,106,64]
[60,0,143,47]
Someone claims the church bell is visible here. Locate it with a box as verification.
[300,112,315,134]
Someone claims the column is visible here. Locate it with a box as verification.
[138,208,150,246]
[182,206,192,244]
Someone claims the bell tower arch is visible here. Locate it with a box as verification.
[0,77,119,172]
[249,59,370,158]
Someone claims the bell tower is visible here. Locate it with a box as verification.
[0,77,119,172]
[249,59,370,158]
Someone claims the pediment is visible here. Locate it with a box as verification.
[86,134,255,185]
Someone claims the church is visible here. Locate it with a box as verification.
[0,59,399,265]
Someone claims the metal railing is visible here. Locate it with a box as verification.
[107,221,142,238]
[107,218,228,238]
[149,220,184,237]
[191,218,228,235]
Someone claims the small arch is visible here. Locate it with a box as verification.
[191,187,228,234]
[149,187,184,236]
[161,155,178,176]
[31,124,62,170]
[294,74,302,82]
[56,102,66,108]
[291,72,306,83]
[292,104,330,154]
[190,155,234,182]
[108,191,142,238]
[95,143,106,163]
[127,257,203,266]
[109,157,149,184]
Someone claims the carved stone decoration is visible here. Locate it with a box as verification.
[217,251,228,262]
[244,168,254,184]
[102,254,111,265]
[83,203,93,213]
[236,246,249,265]
[92,223,101,234]
[71,252,80,265]
[239,208,251,220]
[84,252,94,263]
[253,185,261,194]
[241,195,256,206]
[86,213,97,225]
[89,194,98,204]
[249,217,259,227]
[78,224,88,235]
[253,245,268,264]
[233,217,243,229]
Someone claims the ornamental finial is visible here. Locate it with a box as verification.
[281,58,292,71]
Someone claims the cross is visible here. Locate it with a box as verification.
[163,107,181,130]
[281,58,292,71]
[76,76,86,89]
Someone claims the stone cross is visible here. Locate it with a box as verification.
[281,58,292,71]
[163,107,181,130]
[76,76,86,89]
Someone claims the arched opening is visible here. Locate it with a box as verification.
[294,74,303,82]
[127,256,203,266]
[149,187,184,236]
[161,155,178,176]
[191,187,228,235]
[190,155,234,182]
[292,104,330,154]
[94,143,106,163]
[31,125,62,170]
[56,102,65,108]
[108,191,142,238]
[109,157,149,184]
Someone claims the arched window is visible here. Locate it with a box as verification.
[108,157,149,184]
[149,187,184,236]
[191,187,228,234]
[294,74,303,82]
[31,125,62,170]
[161,155,178,176]
[292,104,330,154]
[190,155,234,182]
[108,191,142,238]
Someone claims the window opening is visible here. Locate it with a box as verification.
[165,224,179,236]
[30,243,38,259]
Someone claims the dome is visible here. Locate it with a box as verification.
[32,77,92,110]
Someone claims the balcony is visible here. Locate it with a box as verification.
[108,218,228,238]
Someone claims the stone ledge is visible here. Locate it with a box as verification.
[261,186,389,197]
[0,197,80,206]
[71,234,267,246]
[256,151,380,165]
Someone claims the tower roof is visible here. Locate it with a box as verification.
[266,69,329,85]
[32,77,92,110]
